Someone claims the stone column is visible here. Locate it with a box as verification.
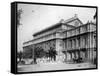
[56,39,64,62]
[66,52,71,62]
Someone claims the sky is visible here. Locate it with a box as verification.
[17,3,96,52]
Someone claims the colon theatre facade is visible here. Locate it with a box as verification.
[23,15,97,63]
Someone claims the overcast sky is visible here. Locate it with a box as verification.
[17,3,96,52]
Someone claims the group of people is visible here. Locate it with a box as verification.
[36,57,56,64]
[35,53,66,64]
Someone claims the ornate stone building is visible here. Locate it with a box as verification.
[23,15,97,63]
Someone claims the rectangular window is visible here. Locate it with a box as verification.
[77,37,80,48]
[70,40,72,49]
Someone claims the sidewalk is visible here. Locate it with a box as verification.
[18,62,96,72]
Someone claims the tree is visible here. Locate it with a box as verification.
[34,47,46,58]
[17,8,23,28]
[17,51,23,62]
[49,47,57,61]
[23,48,33,59]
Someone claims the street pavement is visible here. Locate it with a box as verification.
[18,62,96,72]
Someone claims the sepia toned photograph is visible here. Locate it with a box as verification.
[14,2,97,73]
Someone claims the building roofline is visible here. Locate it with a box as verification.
[62,22,96,33]
[64,16,83,25]
[23,22,96,46]
[33,15,82,37]
[33,22,62,37]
